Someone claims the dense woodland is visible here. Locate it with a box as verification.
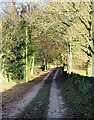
[0,1,94,82]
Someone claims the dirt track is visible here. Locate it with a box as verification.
[2,67,73,119]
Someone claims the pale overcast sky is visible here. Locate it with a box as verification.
[0,0,50,3]
[0,0,91,3]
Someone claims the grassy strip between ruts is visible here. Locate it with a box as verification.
[16,70,56,119]
[62,71,94,119]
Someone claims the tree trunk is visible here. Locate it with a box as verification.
[30,54,35,76]
[67,42,72,75]
[86,69,88,76]
[92,2,94,77]
[6,73,10,82]
[26,26,28,82]
[60,53,63,66]
[92,46,94,77]
[43,58,46,65]
[45,54,48,71]
[42,55,47,71]
[61,54,63,65]
[86,60,90,76]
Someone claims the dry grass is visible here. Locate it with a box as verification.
[72,68,92,77]
[0,68,49,92]
[72,69,86,76]
[0,81,17,92]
